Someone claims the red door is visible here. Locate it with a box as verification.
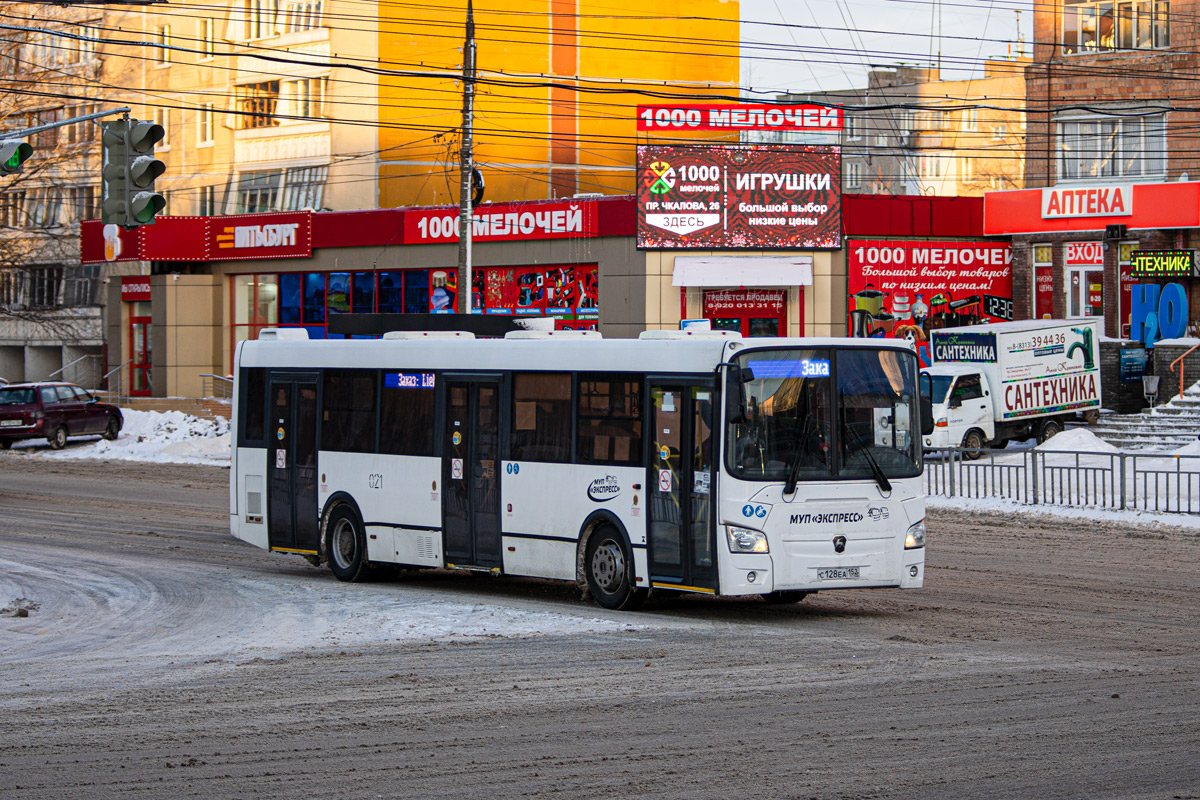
[130,317,152,397]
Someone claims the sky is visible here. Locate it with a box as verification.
[739,0,1036,96]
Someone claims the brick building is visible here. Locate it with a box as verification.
[985,0,1200,341]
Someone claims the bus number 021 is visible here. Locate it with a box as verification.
[368,473,383,489]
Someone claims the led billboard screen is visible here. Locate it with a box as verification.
[636,144,841,250]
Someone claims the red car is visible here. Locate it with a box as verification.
[0,382,123,450]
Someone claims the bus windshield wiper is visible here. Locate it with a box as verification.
[784,416,817,496]
[841,420,892,494]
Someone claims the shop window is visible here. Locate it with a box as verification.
[303,272,325,322]
[577,375,643,466]
[379,372,436,456]
[1063,0,1168,53]
[511,373,571,463]
[279,273,303,323]
[1033,244,1054,320]
[327,272,351,314]
[353,272,375,313]
[322,369,376,453]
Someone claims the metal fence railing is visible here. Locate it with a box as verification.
[925,448,1200,515]
[200,373,233,400]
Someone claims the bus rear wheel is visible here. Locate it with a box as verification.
[585,526,646,611]
[327,505,369,582]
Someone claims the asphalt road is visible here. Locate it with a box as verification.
[1,457,1198,799]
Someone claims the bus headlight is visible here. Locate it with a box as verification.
[905,520,927,550]
[727,527,769,553]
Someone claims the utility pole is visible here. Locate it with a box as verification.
[457,0,476,315]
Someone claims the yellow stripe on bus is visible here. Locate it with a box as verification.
[271,547,319,555]
[651,582,716,594]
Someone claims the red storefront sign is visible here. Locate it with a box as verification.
[636,104,842,132]
[985,182,1200,235]
[702,289,786,315]
[120,276,151,302]
[847,240,1014,340]
[636,144,841,249]
[82,212,313,263]
[404,201,597,244]
[1065,241,1104,266]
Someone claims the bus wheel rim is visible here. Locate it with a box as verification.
[591,539,624,593]
[332,518,356,568]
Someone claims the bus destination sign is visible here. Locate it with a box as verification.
[1130,250,1197,278]
[385,372,435,389]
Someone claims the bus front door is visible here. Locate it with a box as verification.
[443,377,502,569]
[648,382,717,594]
[267,375,320,554]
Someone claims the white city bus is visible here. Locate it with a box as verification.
[230,328,927,609]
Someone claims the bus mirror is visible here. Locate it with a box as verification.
[920,396,935,435]
[726,369,748,424]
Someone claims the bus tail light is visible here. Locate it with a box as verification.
[727,526,768,553]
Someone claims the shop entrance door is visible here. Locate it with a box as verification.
[647,381,717,593]
[129,316,152,396]
[443,376,503,569]
[1067,267,1104,318]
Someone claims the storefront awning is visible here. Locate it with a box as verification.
[672,256,813,288]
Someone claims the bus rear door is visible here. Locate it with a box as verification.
[648,381,717,594]
[443,375,503,569]
[267,373,320,554]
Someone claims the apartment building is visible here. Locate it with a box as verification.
[985,0,1193,339]
[785,60,1028,197]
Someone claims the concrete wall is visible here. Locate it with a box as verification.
[1152,342,1200,404]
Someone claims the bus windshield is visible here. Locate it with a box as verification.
[726,347,921,482]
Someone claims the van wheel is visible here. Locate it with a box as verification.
[1038,419,1063,444]
[585,526,646,610]
[962,429,986,460]
[103,417,121,441]
[327,505,369,582]
[48,426,67,450]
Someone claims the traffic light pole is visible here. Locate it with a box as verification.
[5,106,131,140]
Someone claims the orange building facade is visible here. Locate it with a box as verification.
[377,0,742,207]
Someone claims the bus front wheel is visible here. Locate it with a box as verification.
[327,505,369,582]
[585,527,646,611]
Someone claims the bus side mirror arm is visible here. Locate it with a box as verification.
[920,396,935,436]
[721,364,754,425]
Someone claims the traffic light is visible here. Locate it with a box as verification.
[0,139,32,176]
[101,118,166,227]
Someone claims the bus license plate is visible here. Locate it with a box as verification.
[816,567,860,581]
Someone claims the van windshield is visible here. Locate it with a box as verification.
[726,347,921,482]
[922,374,954,404]
[0,388,37,405]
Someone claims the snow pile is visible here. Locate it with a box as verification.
[1036,427,1118,453]
[8,409,231,465]
[1173,439,1200,456]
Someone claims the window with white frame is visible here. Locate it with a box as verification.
[279,77,327,120]
[69,24,98,63]
[0,191,24,227]
[960,156,974,183]
[282,166,328,209]
[198,102,214,144]
[0,270,21,308]
[63,103,99,144]
[284,0,324,32]
[200,18,215,59]
[844,112,860,140]
[69,185,98,222]
[237,171,281,212]
[1063,0,1168,53]
[199,185,217,215]
[961,108,978,132]
[236,166,328,213]
[246,0,277,40]
[27,189,62,228]
[1057,112,1166,180]
[153,106,171,148]
[846,161,862,189]
[992,124,1008,141]
[156,25,171,64]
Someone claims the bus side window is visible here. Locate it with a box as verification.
[379,378,436,456]
[240,367,266,445]
[322,369,377,453]
[577,375,642,466]
[511,373,571,463]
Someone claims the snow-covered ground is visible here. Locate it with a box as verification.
[6,409,231,465]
